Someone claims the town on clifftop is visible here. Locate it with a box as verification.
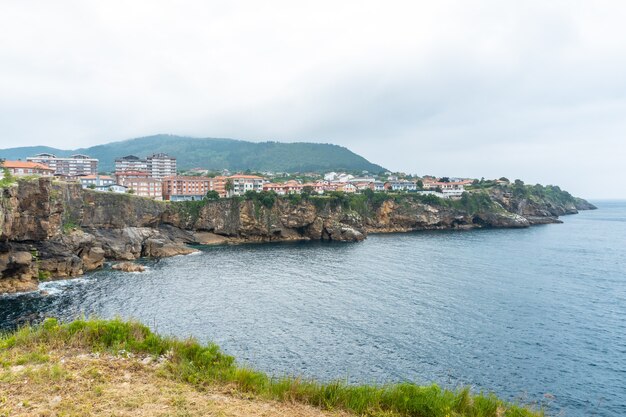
[0,151,508,201]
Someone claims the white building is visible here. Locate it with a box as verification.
[147,153,177,179]
[384,180,417,192]
[228,175,266,196]
[79,175,115,189]
[114,155,149,173]
[27,153,98,176]
[95,184,128,193]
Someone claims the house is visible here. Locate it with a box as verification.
[162,176,213,201]
[27,153,98,176]
[282,180,303,194]
[369,181,386,192]
[353,182,372,191]
[336,173,355,183]
[263,183,288,195]
[1,160,54,177]
[337,183,357,193]
[79,175,115,189]
[262,180,304,195]
[348,177,376,184]
[420,180,467,199]
[95,184,128,193]
[384,180,417,192]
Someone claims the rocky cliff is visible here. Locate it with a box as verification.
[0,178,595,293]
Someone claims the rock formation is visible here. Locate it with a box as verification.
[0,178,595,293]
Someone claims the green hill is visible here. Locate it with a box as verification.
[0,135,386,173]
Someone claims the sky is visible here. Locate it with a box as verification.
[1,1,625,198]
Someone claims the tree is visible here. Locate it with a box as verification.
[0,160,13,186]
[127,189,135,194]
[88,184,96,189]
[205,190,220,200]
[416,180,424,190]
[302,185,314,196]
[440,177,450,183]
[225,179,234,196]
[499,177,510,183]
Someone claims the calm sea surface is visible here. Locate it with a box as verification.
[2,201,625,417]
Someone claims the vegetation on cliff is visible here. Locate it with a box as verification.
[1,318,543,417]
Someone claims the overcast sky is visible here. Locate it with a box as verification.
[1,1,625,198]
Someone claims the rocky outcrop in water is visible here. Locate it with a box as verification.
[0,178,595,293]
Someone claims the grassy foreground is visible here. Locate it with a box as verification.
[0,318,544,417]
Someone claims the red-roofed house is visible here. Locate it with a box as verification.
[1,160,54,177]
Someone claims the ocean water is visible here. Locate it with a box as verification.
[1,201,625,417]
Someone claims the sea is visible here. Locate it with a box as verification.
[1,201,625,417]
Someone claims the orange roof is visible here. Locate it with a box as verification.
[2,160,53,170]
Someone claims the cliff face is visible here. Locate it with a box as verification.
[487,187,597,225]
[363,199,529,233]
[0,178,595,293]
[0,179,364,293]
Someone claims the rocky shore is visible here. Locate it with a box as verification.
[0,178,595,293]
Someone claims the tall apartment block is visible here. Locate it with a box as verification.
[114,155,149,172]
[147,153,177,179]
[26,153,98,176]
[114,153,176,179]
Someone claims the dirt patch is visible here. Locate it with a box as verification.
[0,349,350,417]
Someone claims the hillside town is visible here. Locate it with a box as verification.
[0,152,477,201]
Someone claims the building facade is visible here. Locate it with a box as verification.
[114,155,149,173]
[162,176,213,201]
[213,175,266,197]
[117,176,162,200]
[1,160,54,177]
[79,175,115,189]
[147,153,177,179]
[27,153,98,176]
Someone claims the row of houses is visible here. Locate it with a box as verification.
[1,153,471,200]
[74,173,267,201]
[0,161,470,200]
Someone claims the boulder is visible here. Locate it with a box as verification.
[142,239,198,257]
[81,247,105,270]
[111,262,145,273]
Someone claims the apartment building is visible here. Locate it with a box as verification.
[213,175,266,197]
[118,177,162,199]
[147,153,176,179]
[162,176,213,201]
[27,153,98,176]
[114,155,149,172]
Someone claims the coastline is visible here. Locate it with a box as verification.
[0,177,596,294]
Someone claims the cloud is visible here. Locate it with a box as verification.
[0,0,625,197]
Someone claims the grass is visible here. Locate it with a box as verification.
[0,318,544,417]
